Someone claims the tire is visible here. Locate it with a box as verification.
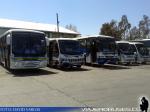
[4,58,8,69]
[76,65,81,68]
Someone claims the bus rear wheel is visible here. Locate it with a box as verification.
[4,59,10,69]
[76,65,81,68]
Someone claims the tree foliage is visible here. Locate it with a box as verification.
[100,20,121,40]
[118,15,131,40]
[129,26,140,40]
[138,15,150,39]
[100,15,150,40]
[65,24,78,33]
[100,15,131,40]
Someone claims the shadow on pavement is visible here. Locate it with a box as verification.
[7,69,57,77]
[142,62,150,65]
[124,62,143,66]
[48,66,91,72]
[91,64,131,70]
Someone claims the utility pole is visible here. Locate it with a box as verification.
[56,13,59,33]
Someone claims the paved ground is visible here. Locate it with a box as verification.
[0,64,150,108]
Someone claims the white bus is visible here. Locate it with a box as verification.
[116,41,135,65]
[0,29,48,69]
[129,42,150,64]
[75,35,118,65]
[48,38,84,68]
[132,39,150,53]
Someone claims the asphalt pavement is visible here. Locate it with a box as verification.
[0,64,150,110]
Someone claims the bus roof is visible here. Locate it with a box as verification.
[0,29,45,38]
[131,39,150,42]
[142,39,150,41]
[75,35,114,40]
[8,29,44,34]
[136,39,150,41]
[129,42,144,45]
[49,38,77,41]
[116,41,130,44]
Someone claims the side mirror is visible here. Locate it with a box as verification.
[134,52,137,55]
[83,52,86,56]
[6,34,11,45]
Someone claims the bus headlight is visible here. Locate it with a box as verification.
[60,58,68,62]
[115,54,118,57]
[98,52,106,58]
[123,55,127,58]
[59,54,66,58]
[59,54,69,62]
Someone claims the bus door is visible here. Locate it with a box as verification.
[49,40,59,65]
[79,39,86,63]
[91,40,97,63]
[130,44,139,63]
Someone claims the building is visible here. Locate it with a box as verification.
[0,18,80,38]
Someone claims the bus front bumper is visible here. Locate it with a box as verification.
[10,60,47,69]
[143,56,150,62]
[60,59,84,68]
[120,57,135,64]
[97,57,119,65]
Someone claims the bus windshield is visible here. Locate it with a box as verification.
[59,40,82,55]
[12,32,46,57]
[98,38,116,52]
[135,44,149,55]
[118,43,134,55]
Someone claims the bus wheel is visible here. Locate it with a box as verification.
[142,62,146,64]
[126,62,130,66]
[114,61,119,65]
[76,65,81,68]
[4,59,8,68]
[53,65,57,68]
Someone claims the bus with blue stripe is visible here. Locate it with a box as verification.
[75,35,118,65]
[48,38,84,68]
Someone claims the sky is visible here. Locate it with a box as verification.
[0,0,150,35]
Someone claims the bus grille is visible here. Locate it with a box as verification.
[105,56,114,58]
[68,58,83,63]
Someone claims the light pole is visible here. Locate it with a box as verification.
[56,13,59,37]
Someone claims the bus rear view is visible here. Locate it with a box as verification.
[0,29,48,69]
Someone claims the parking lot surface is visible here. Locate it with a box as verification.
[0,64,150,108]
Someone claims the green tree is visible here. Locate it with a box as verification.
[100,20,121,40]
[118,15,131,40]
[100,15,131,40]
[139,15,150,39]
[65,24,78,33]
[129,26,140,40]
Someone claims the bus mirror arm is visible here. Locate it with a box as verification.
[6,34,11,45]
[134,52,137,55]
[46,37,49,46]
[83,52,86,56]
